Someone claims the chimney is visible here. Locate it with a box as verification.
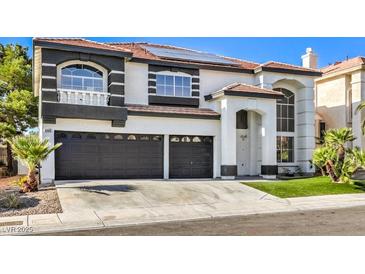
[301,47,318,69]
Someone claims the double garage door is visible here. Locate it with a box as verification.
[55,131,213,180]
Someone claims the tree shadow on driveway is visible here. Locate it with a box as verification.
[78,185,138,196]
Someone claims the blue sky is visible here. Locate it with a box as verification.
[2,37,365,68]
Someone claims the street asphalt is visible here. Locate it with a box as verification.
[37,205,365,236]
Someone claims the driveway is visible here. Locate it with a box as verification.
[54,179,291,226]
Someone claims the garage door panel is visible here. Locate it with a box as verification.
[55,131,163,180]
[169,135,213,179]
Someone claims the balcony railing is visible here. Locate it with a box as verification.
[58,89,110,107]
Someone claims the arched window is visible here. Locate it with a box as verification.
[60,64,104,92]
[274,88,295,163]
[275,88,295,132]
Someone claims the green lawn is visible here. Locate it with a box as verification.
[243,176,365,198]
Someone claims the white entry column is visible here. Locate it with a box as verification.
[220,98,237,179]
[261,108,278,179]
[39,124,55,184]
[163,134,169,179]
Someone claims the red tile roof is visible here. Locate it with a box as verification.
[126,104,220,118]
[257,61,320,73]
[321,56,365,75]
[33,38,132,54]
[34,38,320,75]
[109,42,259,70]
[207,83,284,100]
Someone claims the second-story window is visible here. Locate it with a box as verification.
[156,74,191,97]
[61,64,104,92]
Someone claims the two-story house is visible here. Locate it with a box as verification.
[32,38,321,183]
[316,56,365,148]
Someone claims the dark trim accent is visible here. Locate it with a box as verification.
[255,66,322,76]
[41,48,125,71]
[192,91,200,97]
[192,78,199,83]
[149,95,199,107]
[148,80,156,87]
[192,84,200,90]
[41,78,57,89]
[109,95,125,107]
[149,64,199,76]
[34,40,132,58]
[221,165,237,176]
[205,90,284,101]
[42,102,128,121]
[108,73,124,83]
[42,90,58,102]
[134,58,255,74]
[128,110,220,120]
[43,116,56,124]
[42,66,56,76]
[148,73,156,80]
[148,88,156,94]
[261,165,278,175]
[109,84,124,95]
[111,120,126,127]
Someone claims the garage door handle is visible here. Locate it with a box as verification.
[190,161,193,165]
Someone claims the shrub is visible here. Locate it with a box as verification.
[0,191,21,209]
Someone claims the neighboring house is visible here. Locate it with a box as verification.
[315,56,365,148]
[33,38,320,182]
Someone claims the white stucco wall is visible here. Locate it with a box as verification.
[199,69,254,108]
[256,71,316,173]
[124,62,149,105]
[315,75,348,129]
[39,116,221,182]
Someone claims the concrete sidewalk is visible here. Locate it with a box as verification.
[3,181,365,235]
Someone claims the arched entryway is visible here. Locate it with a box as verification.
[236,109,262,176]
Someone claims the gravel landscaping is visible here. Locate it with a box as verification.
[0,177,62,217]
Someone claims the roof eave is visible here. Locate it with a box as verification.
[205,90,284,101]
[33,40,133,58]
[255,66,322,76]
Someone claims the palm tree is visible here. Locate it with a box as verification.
[324,128,355,166]
[8,134,62,192]
[356,102,365,134]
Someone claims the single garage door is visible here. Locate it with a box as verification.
[55,131,163,180]
[169,135,213,179]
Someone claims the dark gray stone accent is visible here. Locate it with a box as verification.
[192,91,200,97]
[192,84,200,90]
[148,73,156,79]
[42,66,56,76]
[108,73,124,83]
[149,64,199,76]
[111,120,126,127]
[148,88,156,94]
[42,102,128,122]
[148,80,156,87]
[261,165,278,175]
[42,78,57,89]
[109,96,124,107]
[149,95,199,107]
[43,116,56,124]
[42,90,58,102]
[221,165,237,177]
[109,84,124,95]
[192,78,199,83]
[41,49,125,71]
